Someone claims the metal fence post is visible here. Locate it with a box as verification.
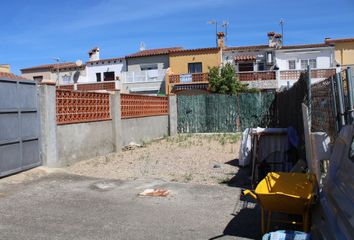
[307,65,312,125]
[335,72,346,129]
[330,76,339,133]
[346,67,354,124]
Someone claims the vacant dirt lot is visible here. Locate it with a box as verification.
[67,133,241,185]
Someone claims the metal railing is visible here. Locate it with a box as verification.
[123,69,167,83]
[168,73,209,84]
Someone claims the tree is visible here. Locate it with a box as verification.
[208,63,249,94]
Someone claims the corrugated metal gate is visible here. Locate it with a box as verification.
[0,78,41,177]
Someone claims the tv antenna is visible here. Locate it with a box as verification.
[140,42,146,51]
[222,21,229,43]
[279,19,284,44]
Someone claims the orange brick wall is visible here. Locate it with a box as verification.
[56,90,111,125]
[121,94,168,119]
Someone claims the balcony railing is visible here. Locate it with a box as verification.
[123,69,167,83]
[279,68,336,80]
[169,73,209,84]
[56,81,119,91]
[237,71,276,81]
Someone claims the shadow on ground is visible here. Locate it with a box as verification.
[209,159,262,239]
[209,194,261,240]
[220,159,252,188]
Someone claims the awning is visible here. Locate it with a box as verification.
[234,55,257,62]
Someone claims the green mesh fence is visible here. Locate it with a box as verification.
[177,93,275,133]
[239,93,276,130]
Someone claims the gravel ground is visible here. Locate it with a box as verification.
[67,133,241,185]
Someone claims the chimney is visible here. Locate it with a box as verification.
[217,32,225,48]
[88,47,100,61]
[267,32,282,48]
[274,33,283,47]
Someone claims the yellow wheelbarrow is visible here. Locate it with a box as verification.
[243,172,317,234]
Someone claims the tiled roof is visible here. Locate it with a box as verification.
[87,57,125,64]
[280,43,330,50]
[126,47,183,58]
[0,72,29,80]
[325,37,354,43]
[225,45,269,51]
[234,55,257,61]
[21,62,85,72]
[169,47,220,54]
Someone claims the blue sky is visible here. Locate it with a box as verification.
[1,0,354,74]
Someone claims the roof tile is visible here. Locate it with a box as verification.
[126,47,183,58]
[0,72,29,80]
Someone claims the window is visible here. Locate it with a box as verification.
[309,59,317,69]
[238,62,254,72]
[301,60,308,69]
[288,60,296,70]
[188,62,202,73]
[257,63,265,71]
[33,76,43,82]
[96,73,101,82]
[104,71,115,81]
[140,64,158,71]
[301,59,317,69]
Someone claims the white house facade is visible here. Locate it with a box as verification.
[222,32,336,90]
[276,44,335,87]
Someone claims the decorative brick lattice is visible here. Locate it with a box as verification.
[77,82,116,91]
[121,94,168,119]
[280,69,336,80]
[56,90,111,125]
[238,71,276,81]
[56,82,116,92]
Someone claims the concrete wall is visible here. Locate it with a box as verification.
[169,49,221,74]
[52,68,87,85]
[243,80,278,89]
[22,69,52,82]
[126,55,169,72]
[333,41,354,66]
[39,84,177,167]
[275,47,334,70]
[121,115,169,146]
[0,64,10,73]
[56,121,114,166]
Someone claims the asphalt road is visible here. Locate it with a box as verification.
[0,170,260,240]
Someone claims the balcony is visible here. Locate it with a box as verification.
[237,71,276,81]
[123,69,167,83]
[279,68,336,80]
[169,73,209,84]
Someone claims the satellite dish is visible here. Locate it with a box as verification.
[75,59,83,67]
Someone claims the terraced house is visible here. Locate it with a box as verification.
[224,32,336,90]
[123,46,182,95]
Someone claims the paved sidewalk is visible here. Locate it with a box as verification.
[0,170,260,240]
